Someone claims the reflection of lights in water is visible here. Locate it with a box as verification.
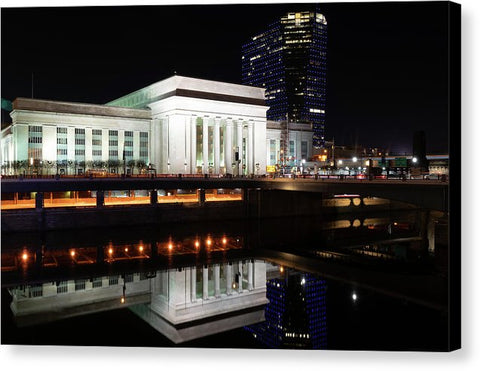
[195,241,200,248]
[108,248,113,255]
[279,266,284,273]
[70,250,76,257]
[22,252,28,261]
[222,237,227,244]
[206,239,212,247]
[394,222,398,226]
[352,293,357,301]
[168,243,173,250]
[301,277,305,285]
[125,247,128,253]
[139,245,144,252]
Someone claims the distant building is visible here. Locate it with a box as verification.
[242,10,327,149]
[245,266,327,349]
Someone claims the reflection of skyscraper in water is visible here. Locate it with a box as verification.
[244,268,327,349]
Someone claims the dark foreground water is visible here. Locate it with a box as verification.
[1,210,450,351]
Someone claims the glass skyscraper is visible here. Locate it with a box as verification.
[242,10,327,148]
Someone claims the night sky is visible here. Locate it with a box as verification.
[1,1,452,153]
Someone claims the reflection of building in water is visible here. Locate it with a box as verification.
[244,265,327,349]
[8,259,268,344]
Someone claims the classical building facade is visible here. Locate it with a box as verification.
[1,75,313,175]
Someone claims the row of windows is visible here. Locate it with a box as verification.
[125,131,133,137]
[75,138,85,145]
[109,130,118,136]
[57,149,147,157]
[92,139,102,146]
[124,140,133,147]
[140,132,148,138]
[57,138,67,144]
[29,126,42,133]
[28,137,42,143]
[92,129,102,136]
[75,128,85,135]
[57,127,67,134]
[109,140,118,147]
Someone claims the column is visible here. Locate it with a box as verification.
[190,116,197,174]
[214,118,221,174]
[236,121,243,176]
[248,260,253,291]
[238,261,243,293]
[197,188,206,206]
[202,117,209,174]
[226,263,232,295]
[96,190,104,208]
[184,116,191,174]
[214,264,220,298]
[202,265,208,300]
[191,266,197,302]
[150,190,157,205]
[225,119,233,174]
[35,192,44,210]
[248,122,254,175]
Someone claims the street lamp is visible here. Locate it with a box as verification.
[352,156,357,163]
[412,157,418,164]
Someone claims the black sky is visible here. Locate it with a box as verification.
[1,2,452,153]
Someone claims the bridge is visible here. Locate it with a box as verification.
[1,175,448,211]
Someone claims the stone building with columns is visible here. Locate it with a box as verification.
[1,75,312,175]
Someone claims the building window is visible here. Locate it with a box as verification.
[301,141,308,159]
[75,280,86,291]
[92,150,102,156]
[57,281,68,294]
[109,276,119,286]
[57,127,67,134]
[92,129,102,136]
[124,131,133,137]
[92,139,102,146]
[92,277,103,288]
[57,137,67,145]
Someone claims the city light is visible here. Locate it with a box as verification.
[139,245,144,252]
[168,242,173,250]
[412,157,418,163]
[206,238,212,247]
[352,156,357,163]
[70,250,76,257]
[108,248,113,255]
[279,266,284,273]
[125,247,128,252]
[120,296,125,304]
[338,160,343,165]
[352,293,358,301]
[222,237,227,244]
[22,252,28,261]
[195,240,200,248]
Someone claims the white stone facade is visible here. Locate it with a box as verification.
[1,75,313,175]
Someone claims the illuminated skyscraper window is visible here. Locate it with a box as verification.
[242,10,327,148]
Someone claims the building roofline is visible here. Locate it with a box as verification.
[12,97,151,120]
[107,75,266,108]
